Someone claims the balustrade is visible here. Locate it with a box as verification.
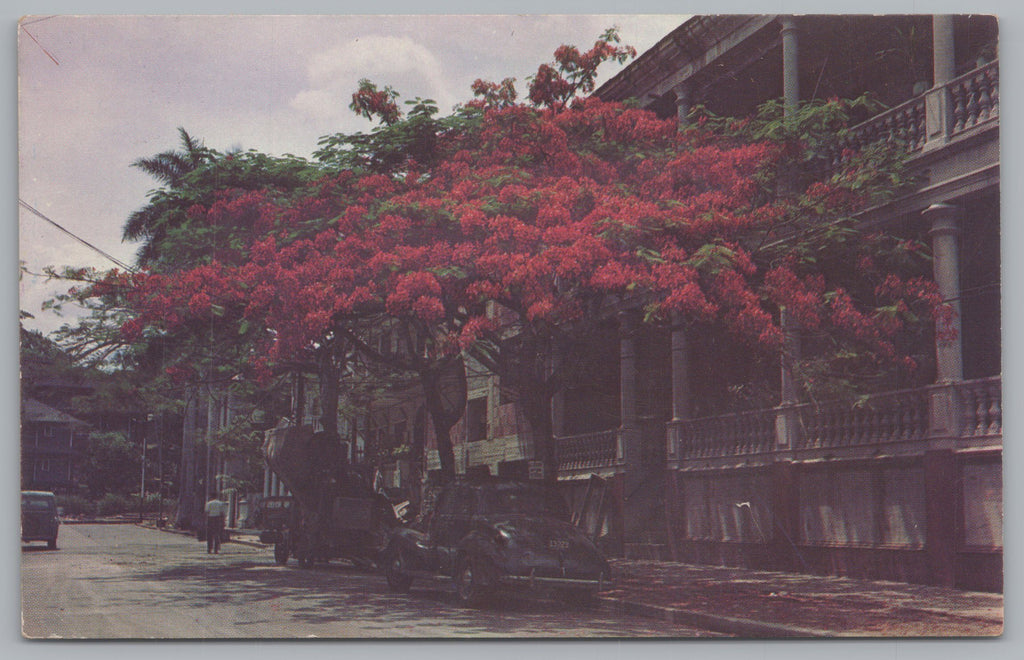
[955,376,1002,438]
[557,379,999,474]
[671,409,774,460]
[554,429,619,471]
[949,61,999,136]
[795,389,929,450]
[825,60,997,171]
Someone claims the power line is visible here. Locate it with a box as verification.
[19,198,137,273]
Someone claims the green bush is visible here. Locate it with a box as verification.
[55,494,95,516]
[53,492,172,518]
[95,493,132,516]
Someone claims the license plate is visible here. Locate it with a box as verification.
[548,539,570,551]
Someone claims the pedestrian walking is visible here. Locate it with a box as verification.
[204,494,227,554]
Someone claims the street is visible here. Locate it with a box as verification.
[21,523,724,639]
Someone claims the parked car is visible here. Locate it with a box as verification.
[381,479,612,606]
[21,490,59,550]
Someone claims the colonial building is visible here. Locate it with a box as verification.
[264,15,1001,593]
[422,15,1001,592]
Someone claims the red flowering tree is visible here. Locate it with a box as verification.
[81,29,941,483]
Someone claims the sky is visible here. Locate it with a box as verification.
[17,13,689,337]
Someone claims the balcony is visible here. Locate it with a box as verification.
[554,429,621,475]
[827,60,998,169]
[663,376,1000,466]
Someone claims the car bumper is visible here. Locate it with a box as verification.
[259,530,283,544]
[499,570,611,592]
[22,531,57,542]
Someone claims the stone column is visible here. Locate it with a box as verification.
[674,82,693,126]
[780,308,801,404]
[925,16,957,149]
[924,203,963,383]
[776,307,801,449]
[776,17,802,451]
[781,17,800,116]
[665,315,690,551]
[618,312,642,494]
[933,15,956,86]
[924,203,964,444]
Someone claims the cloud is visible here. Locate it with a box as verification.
[291,34,456,124]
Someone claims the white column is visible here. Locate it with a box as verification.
[777,16,802,451]
[924,203,963,382]
[924,16,957,150]
[674,82,693,126]
[781,17,800,116]
[933,16,956,86]
[618,312,641,484]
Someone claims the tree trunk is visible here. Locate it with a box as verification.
[419,358,467,484]
[176,385,199,531]
[317,344,341,441]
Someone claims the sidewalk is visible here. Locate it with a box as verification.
[141,522,1004,638]
[599,558,1004,637]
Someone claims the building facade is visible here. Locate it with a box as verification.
[422,15,1001,592]
[260,15,1001,592]
[21,398,89,495]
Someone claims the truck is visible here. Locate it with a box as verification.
[258,425,399,568]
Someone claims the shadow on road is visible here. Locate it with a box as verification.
[81,555,616,636]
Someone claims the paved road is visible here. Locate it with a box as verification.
[21,523,725,639]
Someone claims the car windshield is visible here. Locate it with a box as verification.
[22,495,54,511]
[479,483,568,519]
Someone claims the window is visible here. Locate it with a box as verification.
[467,398,488,443]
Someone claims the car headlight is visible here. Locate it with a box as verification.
[491,527,512,547]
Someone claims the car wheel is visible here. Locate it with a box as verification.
[47,537,57,551]
[455,555,488,607]
[384,547,413,593]
[274,540,290,565]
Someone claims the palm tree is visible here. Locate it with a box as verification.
[122,128,211,266]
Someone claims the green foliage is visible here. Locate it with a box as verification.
[95,493,135,516]
[55,494,94,516]
[82,431,140,498]
[315,99,481,175]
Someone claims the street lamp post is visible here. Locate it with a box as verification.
[157,413,164,528]
[139,415,148,523]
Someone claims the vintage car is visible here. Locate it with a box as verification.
[21,490,60,550]
[381,479,612,606]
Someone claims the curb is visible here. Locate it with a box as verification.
[224,536,268,549]
[598,596,829,638]
[135,522,270,549]
[893,604,1005,625]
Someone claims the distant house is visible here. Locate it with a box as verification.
[21,398,89,494]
